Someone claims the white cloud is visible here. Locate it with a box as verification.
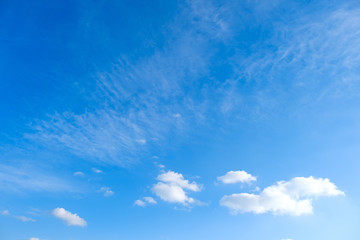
[73,171,85,176]
[1,209,35,222]
[144,197,157,204]
[134,199,146,207]
[136,139,146,144]
[52,208,87,227]
[217,170,256,184]
[134,196,157,207]
[99,187,114,197]
[1,210,9,215]
[220,176,344,216]
[15,215,35,222]
[92,168,103,174]
[152,170,201,205]
[29,238,39,240]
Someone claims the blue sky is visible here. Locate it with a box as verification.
[1,0,360,239]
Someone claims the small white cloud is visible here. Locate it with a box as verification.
[134,199,146,207]
[73,171,85,176]
[144,197,157,204]
[134,197,157,207]
[136,139,146,144]
[15,216,35,222]
[173,113,182,118]
[52,208,87,227]
[99,187,114,197]
[1,210,9,215]
[217,170,256,184]
[29,238,39,240]
[152,170,201,205]
[92,168,103,174]
[220,176,344,216]
[158,164,165,169]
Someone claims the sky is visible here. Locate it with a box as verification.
[1,0,360,239]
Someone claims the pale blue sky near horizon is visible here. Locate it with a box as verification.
[1,0,360,239]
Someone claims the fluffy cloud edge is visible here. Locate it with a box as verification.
[151,170,201,205]
[52,208,87,227]
[217,170,256,184]
[220,176,344,216]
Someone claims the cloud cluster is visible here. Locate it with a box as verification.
[152,171,201,205]
[134,197,157,207]
[52,208,87,227]
[220,176,344,215]
[217,170,256,184]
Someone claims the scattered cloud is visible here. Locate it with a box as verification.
[1,210,9,215]
[15,215,35,222]
[73,171,85,176]
[92,168,103,174]
[152,170,201,205]
[0,209,36,222]
[52,208,87,227]
[144,197,157,204]
[99,187,114,197]
[134,200,146,207]
[220,176,344,216]
[29,238,39,240]
[134,196,158,207]
[217,170,256,184]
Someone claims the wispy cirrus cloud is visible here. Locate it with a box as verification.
[0,163,73,193]
[235,5,360,112]
[23,0,236,166]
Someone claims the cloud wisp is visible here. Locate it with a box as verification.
[52,208,87,227]
[0,164,72,193]
[220,176,344,216]
[99,187,114,197]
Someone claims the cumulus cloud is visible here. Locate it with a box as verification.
[220,176,344,216]
[152,170,201,205]
[217,170,256,184]
[99,187,114,197]
[135,197,157,207]
[52,208,87,226]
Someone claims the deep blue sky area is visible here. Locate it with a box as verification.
[1,0,360,240]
